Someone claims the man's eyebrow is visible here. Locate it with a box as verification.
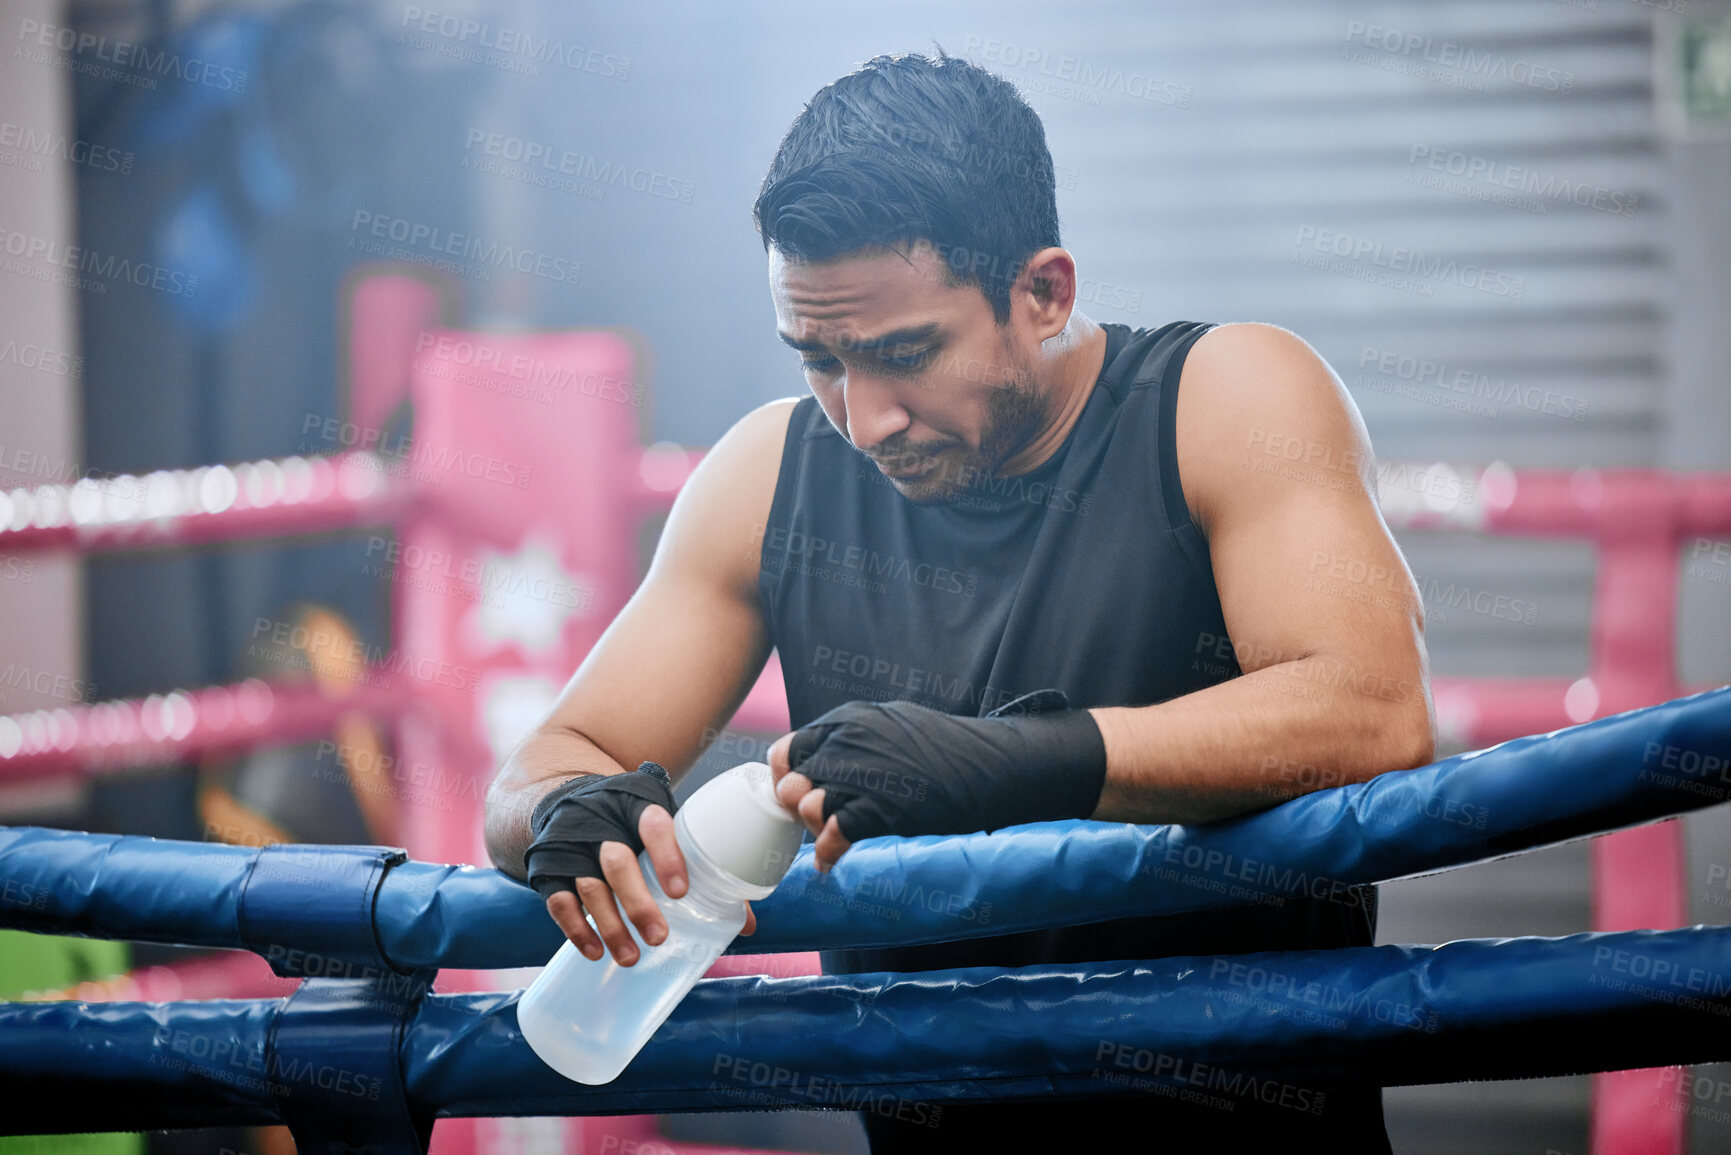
[777,330,825,352]
[777,323,942,355]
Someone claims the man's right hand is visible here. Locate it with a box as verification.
[523,762,756,965]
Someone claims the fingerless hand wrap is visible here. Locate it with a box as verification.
[523,761,676,902]
[785,689,1107,844]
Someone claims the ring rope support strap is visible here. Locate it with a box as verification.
[2,926,1727,1132]
[237,843,409,978]
[267,976,435,1154]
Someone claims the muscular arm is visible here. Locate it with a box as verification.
[483,398,794,957]
[1088,322,1434,825]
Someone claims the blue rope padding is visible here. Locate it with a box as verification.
[1,685,1726,970]
[2,927,1727,1134]
[407,928,1731,1118]
[0,827,259,949]
[0,997,284,1129]
[737,682,1731,954]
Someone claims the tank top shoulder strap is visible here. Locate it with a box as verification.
[1094,320,1217,573]
[759,394,832,626]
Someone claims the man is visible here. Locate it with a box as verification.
[485,51,1432,1150]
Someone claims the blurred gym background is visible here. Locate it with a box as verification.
[2,0,1730,1152]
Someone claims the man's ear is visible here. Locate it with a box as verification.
[1018,247,1078,336]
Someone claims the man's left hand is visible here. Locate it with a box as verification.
[767,691,1108,873]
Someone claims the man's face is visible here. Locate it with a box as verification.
[769,240,1051,504]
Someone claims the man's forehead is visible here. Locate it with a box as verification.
[769,242,955,340]
[770,242,941,292]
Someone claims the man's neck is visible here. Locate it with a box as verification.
[998,312,1109,477]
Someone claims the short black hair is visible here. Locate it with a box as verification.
[753,51,1061,325]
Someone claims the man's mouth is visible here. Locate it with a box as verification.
[876,456,938,480]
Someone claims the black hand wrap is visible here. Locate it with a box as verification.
[784,689,1107,844]
[523,761,676,903]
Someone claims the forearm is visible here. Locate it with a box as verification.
[1087,655,1434,826]
[483,725,629,879]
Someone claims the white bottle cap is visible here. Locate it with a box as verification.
[677,762,806,890]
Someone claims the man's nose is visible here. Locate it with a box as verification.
[842,372,911,452]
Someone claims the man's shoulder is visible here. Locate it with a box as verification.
[728,395,804,444]
[1183,322,1330,385]
[1173,321,1371,531]
[1178,322,1351,436]
[694,397,802,501]
[659,398,802,600]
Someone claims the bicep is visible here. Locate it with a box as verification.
[1178,325,1426,688]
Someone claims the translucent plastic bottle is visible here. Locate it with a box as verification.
[516,761,805,1084]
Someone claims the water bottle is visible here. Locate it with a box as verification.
[516,761,805,1084]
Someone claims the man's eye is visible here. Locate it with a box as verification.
[881,351,930,372]
[799,355,840,374]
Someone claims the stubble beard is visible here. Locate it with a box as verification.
[879,360,1051,506]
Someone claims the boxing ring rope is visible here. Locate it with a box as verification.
[1379,465,1731,744]
[3,685,1725,967]
[0,444,697,557]
[0,680,411,782]
[2,930,1728,1138]
[0,452,412,554]
[0,686,1727,1147]
[0,442,795,785]
[7,463,1729,781]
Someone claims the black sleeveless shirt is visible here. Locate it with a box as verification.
[757,321,1377,972]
